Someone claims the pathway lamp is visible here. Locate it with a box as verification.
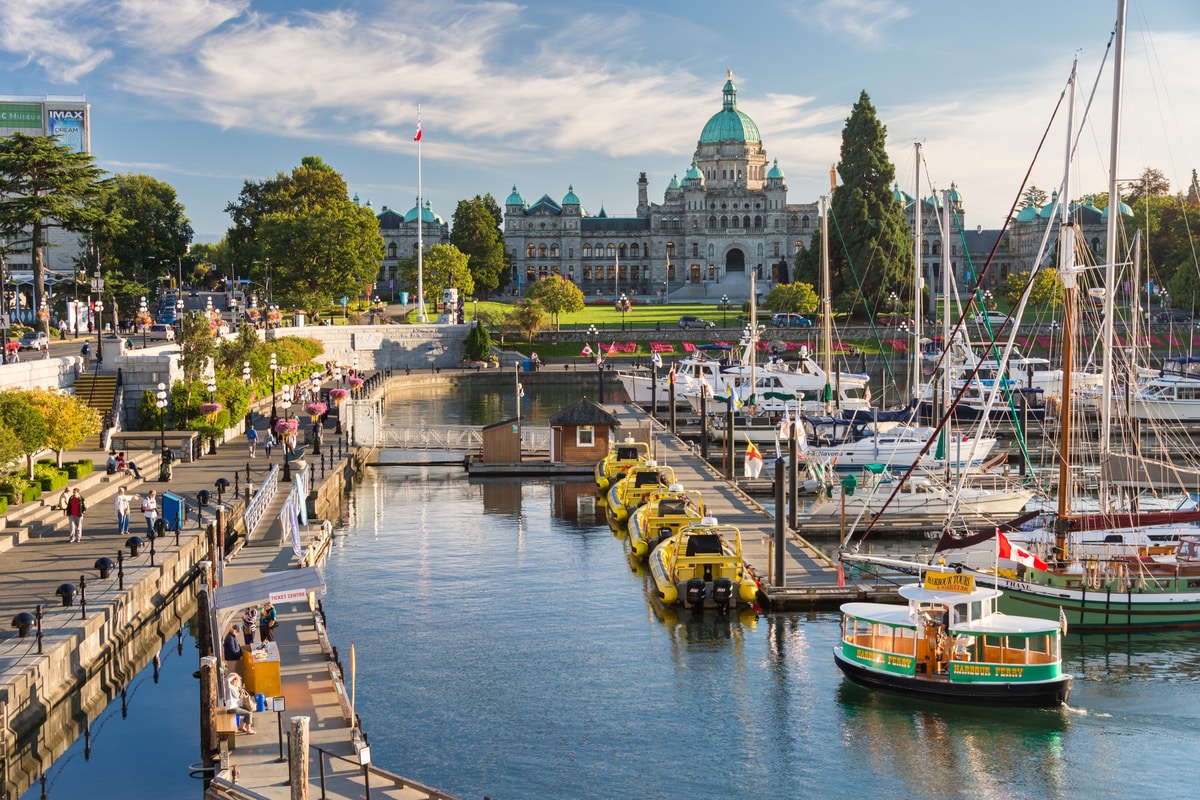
[139,296,148,348]
[617,292,630,331]
[269,351,279,433]
[280,384,294,482]
[94,297,103,364]
[155,382,168,444]
[721,294,729,327]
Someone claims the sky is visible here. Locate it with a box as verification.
[2,0,1198,245]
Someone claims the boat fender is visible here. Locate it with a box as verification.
[658,584,678,605]
[954,564,963,574]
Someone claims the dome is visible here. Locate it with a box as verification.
[698,72,761,145]
[766,159,785,180]
[506,185,525,206]
[684,160,703,182]
[892,182,912,205]
[1038,191,1059,219]
[562,184,580,205]
[1102,199,1133,218]
[404,200,443,224]
[948,182,962,203]
[667,174,680,190]
[1014,200,1039,222]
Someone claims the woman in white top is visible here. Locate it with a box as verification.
[114,486,135,534]
[225,673,255,733]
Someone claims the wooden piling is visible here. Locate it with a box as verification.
[289,716,310,800]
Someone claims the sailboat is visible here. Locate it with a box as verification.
[846,2,1200,631]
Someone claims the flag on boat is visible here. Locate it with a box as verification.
[773,432,781,461]
[744,439,763,479]
[727,385,743,410]
[668,364,676,385]
[607,342,618,357]
[413,107,423,141]
[864,386,872,404]
[701,378,714,397]
[997,531,1048,570]
[1058,605,1069,636]
[651,351,662,368]
[797,418,809,456]
[581,343,593,357]
[779,408,791,441]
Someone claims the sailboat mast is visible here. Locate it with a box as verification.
[821,193,833,414]
[1100,0,1127,457]
[750,271,757,408]
[912,143,923,404]
[416,105,427,323]
[1054,58,1080,563]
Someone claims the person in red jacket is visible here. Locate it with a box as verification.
[66,488,87,542]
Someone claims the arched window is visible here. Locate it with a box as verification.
[527,243,536,258]
[583,244,592,257]
[932,241,941,255]
[692,243,698,257]
[666,241,675,256]
[583,266,592,280]
[789,214,798,228]
[550,244,558,257]
[731,216,739,228]
[619,243,627,258]
[709,215,717,229]
[630,243,640,257]
[722,169,727,180]
[754,216,762,228]
[800,215,810,228]
[922,241,929,255]
[387,242,397,259]
[607,244,616,257]
[721,216,729,228]
[538,244,547,258]
[743,215,750,228]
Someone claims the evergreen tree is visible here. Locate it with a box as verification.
[450,196,507,298]
[827,91,914,316]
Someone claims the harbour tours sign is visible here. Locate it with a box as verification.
[923,571,975,594]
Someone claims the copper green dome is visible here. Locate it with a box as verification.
[684,160,703,182]
[506,185,524,206]
[766,159,785,180]
[667,174,680,190]
[404,200,443,224]
[562,184,580,205]
[699,72,761,145]
[1015,200,1039,222]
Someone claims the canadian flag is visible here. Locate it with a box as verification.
[413,108,423,141]
[997,531,1048,571]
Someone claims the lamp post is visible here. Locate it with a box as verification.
[175,297,184,333]
[94,297,103,366]
[618,292,629,332]
[587,324,603,404]
[310,371,323,456]
[721,294,729,327]
[333,365,343,434]
[138,296,148,348]
[888,291,898,321]
[155,382,168,448]
[280,384,293,482]
[269,352,278,434]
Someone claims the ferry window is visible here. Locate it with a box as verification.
[1028,635,1048,654]
[577,426,595,447]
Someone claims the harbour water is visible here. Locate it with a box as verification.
[23,381,1200,798]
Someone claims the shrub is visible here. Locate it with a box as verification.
[76,458,93,474]
[0,496,7,515]
[65,460,93,479]
[21,484,41,503]
[137,389,167,431]
[464,321,492,361]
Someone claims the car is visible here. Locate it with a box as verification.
[1154,311,1191,324]
[973,311,1011,326]
[189,289,199,297]
[678,315,715,330]
[146,324,175,341]
[17,331,49,351]
[770,313,813,328]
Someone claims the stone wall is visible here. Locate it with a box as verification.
[268,323,471,371]
[0,356,85,391]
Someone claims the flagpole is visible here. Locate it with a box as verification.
[415,105,427,323]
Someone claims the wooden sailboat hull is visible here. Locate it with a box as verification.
[993,576,1200,631]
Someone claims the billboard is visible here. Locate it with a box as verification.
[47,108,86,152]
[0,103,42,129]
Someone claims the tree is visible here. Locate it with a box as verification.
[216,322,260,375]
[998,269,1063,310]
[762,282,819,314]
[29,389,100,466]
[821,91,914,315]
[463,321,493,361]
[95,173,193,298]
[0,133,118,335]
[476,306,513,345]
[177,310,217,422]
[1023,186,1049,209]
[526,275,584,330]
[0,390,49,478]
[399,244,474,313]
[451,195,508,298]
[258,194,384,317]
[1124,167,1170,203]
[509,300,546,344]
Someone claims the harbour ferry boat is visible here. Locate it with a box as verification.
[628,485,706,559]
[649,517,759,611]
[606,462,677,526]
[833,571,1072,707]
[594,438,651,492]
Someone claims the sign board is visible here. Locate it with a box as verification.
[269,696,286,712]
[90,278,104,292]
[923,571,975,594]
[269,588,310,604]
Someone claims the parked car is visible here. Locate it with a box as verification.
[17,331,49,351]
[678,315,715,330]
[770,313,813,328]
[146,324,175,341]
[973,311,1011,325]
[1154,311,1191,324]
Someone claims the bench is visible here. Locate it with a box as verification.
[108,432,200,463]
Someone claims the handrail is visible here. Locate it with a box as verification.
[310,744,462,800]
[241,464,279,539]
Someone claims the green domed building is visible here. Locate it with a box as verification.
[503,72,819,300]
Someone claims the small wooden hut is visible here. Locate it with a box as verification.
[547,398,620,465]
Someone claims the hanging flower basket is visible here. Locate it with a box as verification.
[305,401,327,421]
[348,377,364,389]
[36,310,49,319]
[199,402,223,415]
[274,418,299,435]
[328,388,348,405]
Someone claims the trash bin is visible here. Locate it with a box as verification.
[293,311,306,327]
[255,693,266,712]
[523,358,532,372]
[399,292,409,306]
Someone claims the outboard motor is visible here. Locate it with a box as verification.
[712,578,733,612]
[685,578,706,608]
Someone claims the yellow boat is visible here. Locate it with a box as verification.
[606,462,676,526]
[594,438,650,492]
[628,485,706,559]
[649,517,760,611]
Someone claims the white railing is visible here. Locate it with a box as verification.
[380,425,551,452]
[242,464,279,539]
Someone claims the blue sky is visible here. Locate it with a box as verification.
[2,0,1197,244]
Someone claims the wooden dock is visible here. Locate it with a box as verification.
[606,404,898,611]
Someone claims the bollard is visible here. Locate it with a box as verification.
[234,471,241,496]
[36,604,43,654]
[246,462,252,483]
[149,529,156,566]
[56,583,78,607]
[11,611,34,638]
[79,574,87,620]
[94,557,115,580]
[117,550,125,589]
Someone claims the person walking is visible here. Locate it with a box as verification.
[114,486,134,534]
[141,490,158,534]
[247,426,259,458]
[65,488,87,542]
[264,432,276,459]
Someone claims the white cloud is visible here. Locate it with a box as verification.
[0,0,113,82]
[111,0,247,53]
[807,0,913,45]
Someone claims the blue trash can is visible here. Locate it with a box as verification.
[523,358,532,372]
[255,693,266,712]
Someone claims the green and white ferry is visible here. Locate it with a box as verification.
[834,571,1073,707]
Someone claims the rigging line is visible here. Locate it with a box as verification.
[847,75,1071,552]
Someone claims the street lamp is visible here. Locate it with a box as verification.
[982,289,994,310]
[269,352,278,434]
[280,383,293,482]
[310,371,323,456]
[155,382,168,447]
[888,291,899,319]
[175,297,184,332]
[618,292,629,332]
[139,296,148,348]
[721,294,729,327]
[94,297,103,366]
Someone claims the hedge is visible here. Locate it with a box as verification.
[38,472,69,493]
[20,485,41,503]
[0,495,10,512]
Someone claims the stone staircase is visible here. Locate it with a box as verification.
[73,373,118,452]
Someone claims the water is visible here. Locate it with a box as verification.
[321,466,1200,800]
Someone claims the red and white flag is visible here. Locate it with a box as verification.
[413,107,423,141]
[997,531,1048,571]
[581,343,593,357]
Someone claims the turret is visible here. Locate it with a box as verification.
[637,172,649,217]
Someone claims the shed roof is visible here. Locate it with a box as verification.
[548,398,620,427]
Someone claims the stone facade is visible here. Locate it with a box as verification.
[374,200,451,291]
[503,74,819,301]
